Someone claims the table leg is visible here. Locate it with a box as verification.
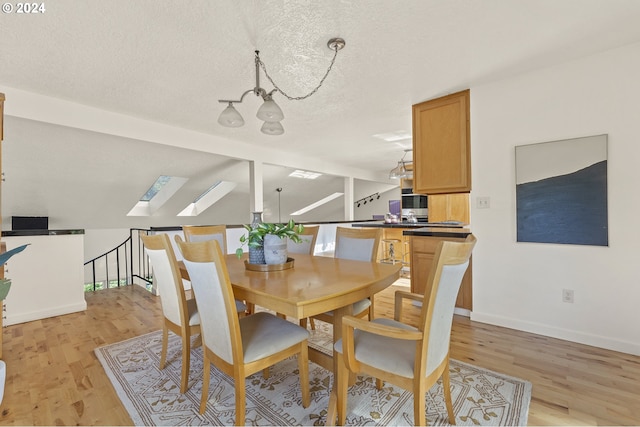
[325,304,352,426]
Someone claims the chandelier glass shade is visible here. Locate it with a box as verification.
[260,121,285,135]
[217,103,245,127]
[217,38,345,135]
[256,95,284,122]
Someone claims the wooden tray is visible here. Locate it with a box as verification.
[244,257,295,272]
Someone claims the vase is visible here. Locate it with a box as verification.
[248,211,265,264]
[248,246,265,264]
[251,211,263,228]
[263,234,288,265]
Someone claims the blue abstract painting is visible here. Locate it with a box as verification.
[515,135,608,246]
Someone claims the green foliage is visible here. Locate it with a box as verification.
[236,219,304,258]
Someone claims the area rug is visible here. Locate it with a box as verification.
[95,322,531,426]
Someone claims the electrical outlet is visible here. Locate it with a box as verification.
[477,196,490,209]
[562,289,574,303]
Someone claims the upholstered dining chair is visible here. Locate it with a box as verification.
[176,238,311,424]
[333,234,476,426]
[287,225,319,255]
[181,226,247,315]
[141,233,201,393]
[308,227,382,329]
[183,224,227,251]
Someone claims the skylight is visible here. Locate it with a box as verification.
[127,175,188,216]
[289,170,322,180]
[290,192,344,216]
[177,181,237,216]
[140,175,172,201]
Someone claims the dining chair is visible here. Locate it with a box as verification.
[176,238,311,424]
[287,225,319,255]
[333,234,476,426]
[141,233,201,394]
[309,227,382,329]
[182,224,227,252]
[181,225,247,315]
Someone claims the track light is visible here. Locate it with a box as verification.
[354,192,381,207]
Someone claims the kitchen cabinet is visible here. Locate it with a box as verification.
[410,235,472,311]
[412,89,471,194]
[400,163,413,192]
[428,194,470,223]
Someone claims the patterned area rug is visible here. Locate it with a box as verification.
[95,322,531,426]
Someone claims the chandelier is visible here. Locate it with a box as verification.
[217,37,346,135]
[389,149,413,179]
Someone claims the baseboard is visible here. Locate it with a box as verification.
[454,307,471,317]
[5,301,87,326]
[471,312,640,356]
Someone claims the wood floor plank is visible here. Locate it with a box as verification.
[0,282,638,425]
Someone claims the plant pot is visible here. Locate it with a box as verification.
[248,246,265,264]
[263,234,288,265]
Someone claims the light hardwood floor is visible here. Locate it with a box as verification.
[1,281,639,425]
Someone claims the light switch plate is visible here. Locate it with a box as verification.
[477,196,490,209]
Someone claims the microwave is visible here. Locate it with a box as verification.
[401,193,428,218]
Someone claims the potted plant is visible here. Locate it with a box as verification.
[236,220,304,264]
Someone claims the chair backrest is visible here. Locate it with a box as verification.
[176,238,241,366]
[141,233,190,327]
[287,225,319,255]
[420,234,476,376]
[334,227,382,262]
[182,225,227,254]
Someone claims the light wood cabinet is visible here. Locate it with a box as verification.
[428,194,470,223]
[412,89,471,194]
[410,235,472,311]
[400,163,414,192]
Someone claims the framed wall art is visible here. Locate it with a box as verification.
[515,134,608,246]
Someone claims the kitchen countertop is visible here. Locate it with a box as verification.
[351,221,466,228]
[352,221,471,238]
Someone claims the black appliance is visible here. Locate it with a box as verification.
[401,190,428,220]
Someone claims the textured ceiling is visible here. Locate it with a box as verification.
[2,0,640,228]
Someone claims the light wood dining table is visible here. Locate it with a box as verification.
[179,253,401,424]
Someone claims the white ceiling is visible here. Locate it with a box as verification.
[2,0,640,228]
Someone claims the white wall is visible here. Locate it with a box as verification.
[470,41,640,355]
[4,234,86,325]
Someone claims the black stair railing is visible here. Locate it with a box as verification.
[84,228,153,291]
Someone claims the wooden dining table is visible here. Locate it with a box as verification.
[179,253,401,425]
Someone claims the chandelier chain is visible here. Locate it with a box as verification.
[256,46,340,101]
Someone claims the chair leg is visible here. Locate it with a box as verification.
[235,374,246,426]
[376,378,383,390]
[199,359,210,414]
[298,342,310,408]
[262,367,270,379]
[180,332,191,393]
[310,318,316,330]
[159,324,169,370]
[414,382,426,427]
[442,361,456,425]
[336,353,349,426]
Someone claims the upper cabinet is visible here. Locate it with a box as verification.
[412,89,471,194]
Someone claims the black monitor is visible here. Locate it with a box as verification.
[11,216,49,230]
